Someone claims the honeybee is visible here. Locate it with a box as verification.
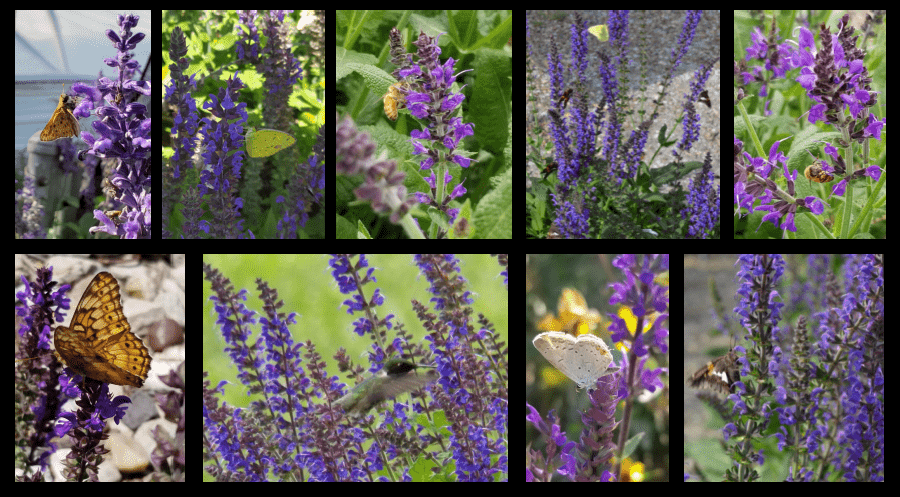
[557,88,573,110]
[805,163,834,186]
[102,177,121,198]
[103,210,124,224]
[382,82,408,121]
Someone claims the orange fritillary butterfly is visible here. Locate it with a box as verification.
[53,272,152,387]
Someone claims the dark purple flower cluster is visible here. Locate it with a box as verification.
[734,13,885,236]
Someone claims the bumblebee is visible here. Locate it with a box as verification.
[541,162,559,180]
[805,163,834,186]
[557,88,572,110]
[382,82,409,121]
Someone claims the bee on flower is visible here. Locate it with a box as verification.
[804,163,834,186]
[382,81,410,121]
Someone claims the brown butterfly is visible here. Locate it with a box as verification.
[40,93,80,141]
[697,89,711,108]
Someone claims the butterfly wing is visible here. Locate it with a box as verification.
[40,94,80,141]
[246,128,296,158]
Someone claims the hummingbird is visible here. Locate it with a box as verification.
[336,358,439,415]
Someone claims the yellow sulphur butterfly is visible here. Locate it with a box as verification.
[245,127,296,158]
[588,24,609,42]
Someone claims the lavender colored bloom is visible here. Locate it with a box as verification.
[336,113,417,225]
[77,14,151,239]
[680,153,720,238]
[392,29,476,235]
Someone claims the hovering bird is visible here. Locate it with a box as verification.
[336,358,439,415]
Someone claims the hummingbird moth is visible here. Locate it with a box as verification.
[697,89,711,108]
[689,347,739,394]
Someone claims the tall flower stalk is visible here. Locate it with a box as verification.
[686,255,883,482]
[83,14,151,239]
[336,16,498,240]
[527,254,669,481]
[528,11,719,239]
